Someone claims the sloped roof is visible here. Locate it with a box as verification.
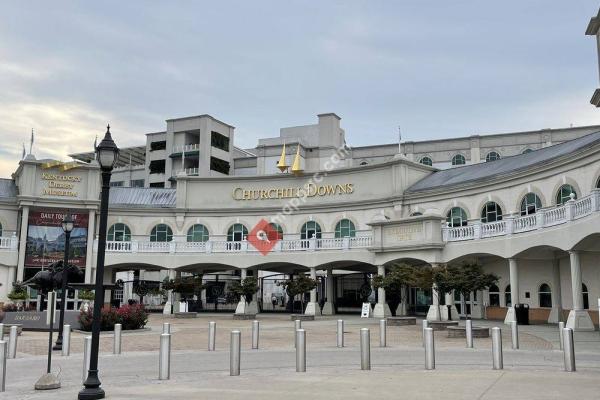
[70,146,146,168]
[0,179,17,200]
[109,187,176,208]
[406,130,600,193]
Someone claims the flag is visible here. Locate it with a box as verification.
[29,128,34,154]
[22,143,26,159]
[93,135,98,159]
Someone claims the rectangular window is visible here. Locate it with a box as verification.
[211,131,230,152]
[210,156,230,175]
[130,179,145,188]
[149,182,165,188]
[150,141,166,151]
[149,160,166,174]
[109,181,124,187]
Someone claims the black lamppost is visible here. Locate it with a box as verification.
[53,211,74,350]
[79,125,119,400]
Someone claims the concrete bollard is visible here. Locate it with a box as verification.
[424,327,435,370]
[562,328,575,372]
[337,320,344,348]
[162,322,171,334]
[491,327,503,370]
[379,319,387,348]
[252,320,259,350]
[62,324,71,356]
[294,320,301,348]
[230,330,241,376]
[465,319,473,348]
[558,321,565,351]
[511,321,519,350]
[82,336,92,384]
[296,329,306,372]
[422,320,429,348]
[159,333,171,380]
[7,326,17,359]
[360,328,371,370]
[208,321,216,351]
[114,323,122,355]
[0,340,6,392]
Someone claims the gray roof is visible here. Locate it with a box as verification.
[406,130,600,193]
[70,145,146,168]
[0,179,17,200]
[109,187,176,208]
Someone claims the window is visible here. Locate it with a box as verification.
[556,184,577,205]
[210,156,230,175]
[446,207,468,227]
[481,202,503,223]
[150,141,167,151]
[451,154,466,166]
[150,224,173,242]
[109,181,124,187]
[0,222,2,237]
[300,221,322,240]
[485,151,501,162]
[149,182,165,188]
[538,283,552,308]
[522,148,534,154]
[131,179,145,188]
[583,283,589,309]
[488,284,500,306]
[211,131,230,152]
[187,224,209,242]
[520,193,542,216]
[504,285,512,307]
[334,219,356,238]
[269,223,284,240]
[359,161,368,166]
[419,157,433,166]
[149,160,166,174]
[597,177,600,188]
[108,223,131,242]
[410,212,423,217]
[227,224,248,242]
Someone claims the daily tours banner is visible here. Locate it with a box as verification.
[25,209,89,267]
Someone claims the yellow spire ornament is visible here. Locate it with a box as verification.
[291,146,303,176]
[277,142,289,172]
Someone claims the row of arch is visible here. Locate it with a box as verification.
[418,148,535,167]
[107,218,358,242]
[488,283,590,309]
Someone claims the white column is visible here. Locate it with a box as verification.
[548,258,562,323]
[504,258,518,324]
[16,205,29,282]
[373,265,391,318]
[304,267,319,315]
[426,284,441,321]
[247,269,259,314]
[566,251,594,331]
[84,210,96,284]
[235,268,254,315]
[322,268,335,315]
[443,291,459,321]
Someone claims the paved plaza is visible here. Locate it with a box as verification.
[4,314,600,399]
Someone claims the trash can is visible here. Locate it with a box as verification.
[515,303,529,325]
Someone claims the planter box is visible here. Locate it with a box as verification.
[428,321,459,331]
[174,312,197,319]
[73,328,151,335]
[290,314,314,321]
[386,317,416,326]
[233,314,256,320]
[447,326,489,338]
[2,311,80,331]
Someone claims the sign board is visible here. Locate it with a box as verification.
[2,311,80,331]
[361,303,372,318]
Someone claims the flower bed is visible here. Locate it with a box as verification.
[78,304,148,331]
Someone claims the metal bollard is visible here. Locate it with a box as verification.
[511,321,519,350]
[7,326,17,359]
[491,327,503,370]
[0,341,6,392]
[230,330,241,376]
[114,323,122,355]
[562,328,575,372]
[82,336,92,383]
[62,324,71,356]
[337,320,344,348]
[379,319,387,347]
[296,329,306,372]
[294,320,301,348]
[558,322,565,351]
[252,320,259,350]
[466,319,473,348]
[424,327,435,370]
[163,322,171,334]
[422,320,429,347]
[208,321,216,351]
[159,333,171,380]
[360,328,371,370]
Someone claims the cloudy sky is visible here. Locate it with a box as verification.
[1,1,599,177]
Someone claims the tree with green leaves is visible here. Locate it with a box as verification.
[229,277,259,304]
[277,275,318,313]
[162,275,205,302]
[372,263,417,315]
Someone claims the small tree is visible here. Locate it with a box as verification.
[78,289,95,301]
[229,277,259,304]
[7,281,29,304]
[277,275,318,313]
[372,264,415,315]
[163,275,205,302]
[451,263,498,319]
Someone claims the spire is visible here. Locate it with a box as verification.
[276,142,289,172]
[291,145,303,176]
[29,128,34,154]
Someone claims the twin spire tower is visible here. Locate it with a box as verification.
[276,142,303,175]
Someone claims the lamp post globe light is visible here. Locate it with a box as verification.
[79,125,119,400]
[52,211,74,350]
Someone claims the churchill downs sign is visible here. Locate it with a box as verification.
[233,183,354,201]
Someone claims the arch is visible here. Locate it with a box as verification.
[520,192,542,215]
[187,224,209,242]
[300,221,321,239]
[504,284,511,307]
[596,175,600,189]
[269,223,284,240]
[451,154,466,166]
[485,151,501,162]
[583,283,589,309]
[446,207,468,227]
[538,283,552,308]
[488,283,500,306]
[334,219,356,238]
[150,223,173,242]
[555,184,577,205]
[481,201,503,223]
[522,148,534,154]
[410,211,423,217]
[227,223,248,242]
[419,156,433,167]
[359,160,368,166]
[108,223,131,242]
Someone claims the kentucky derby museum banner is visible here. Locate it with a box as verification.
[25,210,89,267]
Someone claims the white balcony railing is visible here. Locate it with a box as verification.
[173,167,199,177]
[172,144,200,154]
[0,234,18,250]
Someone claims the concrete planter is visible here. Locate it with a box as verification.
[233,313,256,320]
[428,321,459,331]
[290,314,314,321]
[174,312,197,319]
[447,326,490,338]
[386,317,416,326]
